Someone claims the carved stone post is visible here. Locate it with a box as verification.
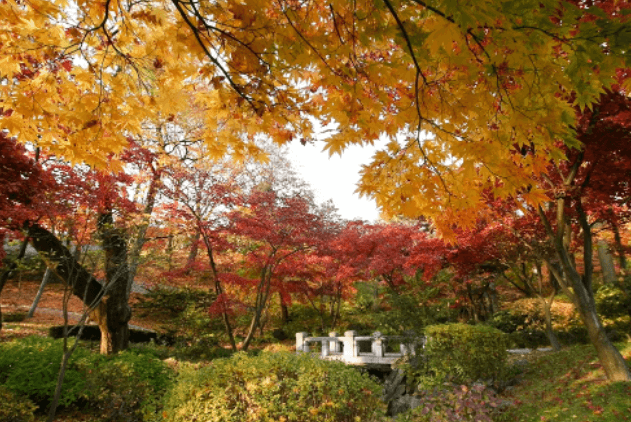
[329,331,340,353]
[372,331,384,357]
[321,339,330,357]
[296,332,309,352]
[343,330,356,359]
[400,343,408,355]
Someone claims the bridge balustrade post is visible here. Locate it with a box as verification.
[321,339,330,357]
[343,330,356,359]
[329,332,340,353]
[371,332,384,357]
[400,343,408,355]
[296,332,310,352]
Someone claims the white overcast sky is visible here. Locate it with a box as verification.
[287,141,382,222]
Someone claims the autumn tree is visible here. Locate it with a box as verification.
[222,190,329,350]
[530,89,631,380]
[3,0,631,378]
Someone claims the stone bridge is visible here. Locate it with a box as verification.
[296,331,424,367]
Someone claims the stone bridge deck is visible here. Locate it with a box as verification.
[296,331,423,367]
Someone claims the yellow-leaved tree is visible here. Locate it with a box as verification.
[2,0,631,379]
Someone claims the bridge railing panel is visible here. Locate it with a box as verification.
[296,331,422,365]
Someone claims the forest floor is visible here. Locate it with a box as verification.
[0,278,161,343]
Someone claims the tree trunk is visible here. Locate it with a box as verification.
[280,294,290,325]
[610,216,627,273]
[98,213,132,354]
[572,273,630,380]
[539,203,631,381]
[597,240,617,285]
[186,229,201,270]
[242,268,273,351]
[201,230,237,351]
[540,292,562,351]
[27,268,52,318]
[127,168,161,296]
[0,236,29,331]
[27,223,104,307]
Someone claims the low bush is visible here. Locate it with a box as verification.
[77,350,173,422]
[396,384,509,422]
[162,351,384,422]
[489,299,586,348]
[135,286,226,359]
[423,324,510,387]
[595,284,631,319]
[0,336,173,421]
[0,336,91,407]
[135,286,216,318]
[0,385,36,422]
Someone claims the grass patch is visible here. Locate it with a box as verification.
[504,342,631,422]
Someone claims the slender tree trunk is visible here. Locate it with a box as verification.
[186,229,201,270]
[572,271,630,380]
[280,294,290,325]
[0,236,29,331]
[540,203,631,381]
[540,292,562,351]
[201,231,237,351]
[127,168,161,295]
[597,240,617,285]
[610,216,628,273]
[242,267,273,351]
[27,268,52,318]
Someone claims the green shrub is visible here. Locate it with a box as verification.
[423,324,510,387]
[396,384,510,422]
[77,349,174,422]
[0,336,173,421]
[136,286,226,358]
[507,330,549,349]
[0,336,91,407]
[488,309,530,334]
[162,351,384,422]
[595,284,631,319]
[135,286,216,318]
[0,386,36,422]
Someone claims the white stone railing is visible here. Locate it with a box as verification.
[296,331,423,366]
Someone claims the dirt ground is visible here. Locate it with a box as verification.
[0,278,160,342]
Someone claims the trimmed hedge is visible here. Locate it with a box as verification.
[424,323,510,386]
[162,351,384,422]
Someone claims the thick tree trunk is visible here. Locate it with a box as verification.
[27,223,104,307]
[26,224,127,353]
[98,213,132,354]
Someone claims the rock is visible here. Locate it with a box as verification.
[388,394,423,416]
[49,325,158,343]
[382,369,406,402]
[507,348,533,355]
[272,329,288,341]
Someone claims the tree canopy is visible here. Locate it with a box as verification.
[2,0,631,232]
